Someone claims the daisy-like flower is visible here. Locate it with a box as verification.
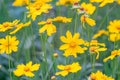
[59,31,87,57]
[81,15,96,27]
[90,0,114,7]
[53,16,72,23]
[10,21,31,34]
[13,61,40,77]
[107,20,120,42]
[107,20,120,33]
[92,30,108,39]
[13,0,30,6]
[56,0,80,6]
[88,70,114,80]
[0,35,19,54]
[0,22,13,32]
[55,62,81,76]
[103,49,120,62]
[27,0,52,20]
[78,2,96,15]
[38,18,56,36]
[85,40,107,59]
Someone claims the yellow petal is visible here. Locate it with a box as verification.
[59,44,69,50]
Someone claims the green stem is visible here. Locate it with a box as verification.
[74,12,78,33]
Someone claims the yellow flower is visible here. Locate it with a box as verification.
[81,15,96,27]
[59,31,87,57]
[27,0,52,20]
[13,61,40,77]
[107,20,120,33]
[103,49,120,62]
[109,33,120,42]
[90,0,114,7]
[53,16,72,23]
[38,18,56,36]
[88,40,107,59]
[92,30,108,39]
[55,62,81,76]
[78,2,96,15]
[0,35,19,54]
[56,0,80,6]
[10,21,31,34]
[107,20,120,42]
[89,70,114,80]
[13,0,30,6]
[0,22,13,32]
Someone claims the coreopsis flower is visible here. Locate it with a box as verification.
[27,0,52,20]
[86,40,107,59]
[13,0,30,6]
[13,61,40,77]
[81,15,96,27]
[92,30,108,39]
[55,62,81,76]
[59,31,87,57]
[0,22,13,32]
[53,16,72,23]
[107,20,120,34]
[90,0,114,7]
[103,49,120,62]
[10,21,31,34]
[0,35,19,54]
[38,18,56,36]
[109,33,120,42]
[77,2,96,15]
[107,20,120,42]
[56,0,80,6]
[88,70,114,80]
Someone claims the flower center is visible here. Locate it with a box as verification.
[116,26,120,30]
[3,23,9,28]
[5,43,11,47]
[24,67,30,72]
[65,1,71,5]
[89,47,97,53]
[35,4,41,10]
[73,2,79,6]
[70,42,76,48]
[64,66,71,71]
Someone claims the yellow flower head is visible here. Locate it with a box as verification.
[107,20,120,42]
[89,70,114,80]
[78,2,96,15]
[92,30,108,39]
[10,21,31,34]
[0,22,13,32]
[27,0,52,20]
[59,31,87,57]
[107,20,120,33]
[56,0,80,6]
[38,18,56,36]
[81,15,96,27]
[109,33,120,42]
[87,40,107,59]
[55,62,81,76]
[103,49,120,62]
[0,35,19,54]
[90,0,114,7]
[13,61,40,77]
[13,0,30,6]
[53,16,72,23]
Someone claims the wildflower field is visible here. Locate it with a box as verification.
[0,0,120,80]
